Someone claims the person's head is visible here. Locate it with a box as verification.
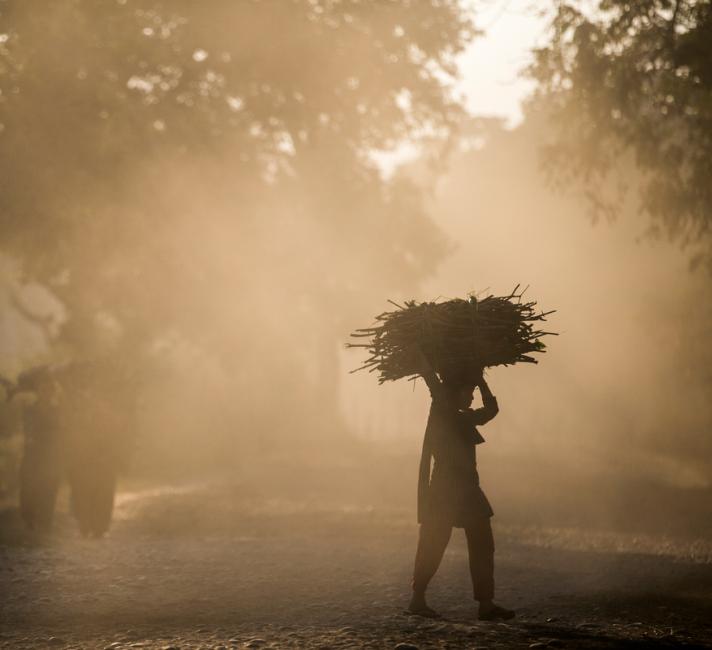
[17,366,58,403]
[441,370,477,410]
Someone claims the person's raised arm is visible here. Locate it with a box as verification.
[415,348,448,403]
[471,373,499,425]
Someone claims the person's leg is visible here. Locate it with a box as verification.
[464,516,495,602]
[465,517,514,620]
[19,452,38,530]
[409,519,452,616]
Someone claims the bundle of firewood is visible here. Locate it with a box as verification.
[348,286,556,384]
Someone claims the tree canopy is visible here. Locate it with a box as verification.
[0,0,475,449]
[530,0,712,270]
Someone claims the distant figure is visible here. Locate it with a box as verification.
[18,368,63,532]
[408,351,514,621]
[62,362,126,538]
[67,447,117,538]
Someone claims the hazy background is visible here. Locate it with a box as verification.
[1,0,711,539]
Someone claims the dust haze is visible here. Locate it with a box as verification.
[1,2,711,648]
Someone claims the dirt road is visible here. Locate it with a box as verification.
[2,481,711,649]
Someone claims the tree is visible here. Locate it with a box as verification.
[0,1,474,461]
[529,0,712,270]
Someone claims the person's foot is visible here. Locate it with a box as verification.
[478,601,515,621]
[407,593,441,619]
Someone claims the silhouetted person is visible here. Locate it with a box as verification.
[408,351,514,620]
[62,362,124,538]
[18,368,63,533]
[67,451,116,538]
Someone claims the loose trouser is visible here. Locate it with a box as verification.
[412,516,495,602]
[19,448,61,532]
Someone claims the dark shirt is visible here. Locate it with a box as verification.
[417,382,498,527]
[24,401,61,447]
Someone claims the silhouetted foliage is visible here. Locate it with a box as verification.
[530,0,712,270]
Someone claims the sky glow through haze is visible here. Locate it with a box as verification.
[457,1,548,125]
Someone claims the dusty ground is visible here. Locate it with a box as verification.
[1,480,712,650]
